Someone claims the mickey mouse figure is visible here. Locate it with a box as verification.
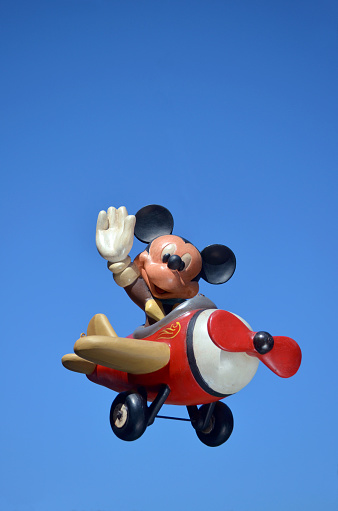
[61,203,301,445]
[96,205,237,326]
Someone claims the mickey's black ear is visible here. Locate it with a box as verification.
[134,205,174,243]
[200,244,236,285]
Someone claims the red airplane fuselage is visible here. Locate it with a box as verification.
[87,308,286,405]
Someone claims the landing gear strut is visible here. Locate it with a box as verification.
[110,386,233,447]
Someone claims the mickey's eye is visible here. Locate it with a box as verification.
[178,259,185,272]
[162,253,170,263]
[161,243,176,262]
[181,253,192,270]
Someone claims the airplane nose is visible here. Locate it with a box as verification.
[167,254,185,271]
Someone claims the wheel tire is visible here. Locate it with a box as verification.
[110,392,148,441]
[196,402,234,447]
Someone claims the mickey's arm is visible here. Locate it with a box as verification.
[96,206,140,287]
[96,206,164,322]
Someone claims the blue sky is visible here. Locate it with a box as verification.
[1,1,337,510]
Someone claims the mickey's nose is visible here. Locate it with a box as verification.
[167,254,185,272]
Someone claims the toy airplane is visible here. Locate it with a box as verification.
[62,204,301,447]
[62,295,301,447]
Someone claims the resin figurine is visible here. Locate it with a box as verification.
[62,205,301,447]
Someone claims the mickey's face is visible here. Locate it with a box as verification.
[133,204,236,299]
[135,235,202,300]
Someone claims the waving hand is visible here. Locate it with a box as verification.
[96,206,136,262]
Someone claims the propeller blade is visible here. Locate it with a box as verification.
[255,336,302,378]
[207,309,254,352]
[207,309,302,378]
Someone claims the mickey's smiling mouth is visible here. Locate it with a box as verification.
[154,285,166,295]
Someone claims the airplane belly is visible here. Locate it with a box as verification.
[187,309,259,395]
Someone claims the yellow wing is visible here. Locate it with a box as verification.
[73,334,170,375]
[62,313,170,375]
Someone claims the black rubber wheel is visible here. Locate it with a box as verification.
[196,402,234,447]
[110,392,148,441]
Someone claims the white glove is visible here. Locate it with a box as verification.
[96,206,136,263]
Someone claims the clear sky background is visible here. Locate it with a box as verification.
[1,1,337,510]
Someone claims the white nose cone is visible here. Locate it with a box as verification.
[191,310,259,395]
